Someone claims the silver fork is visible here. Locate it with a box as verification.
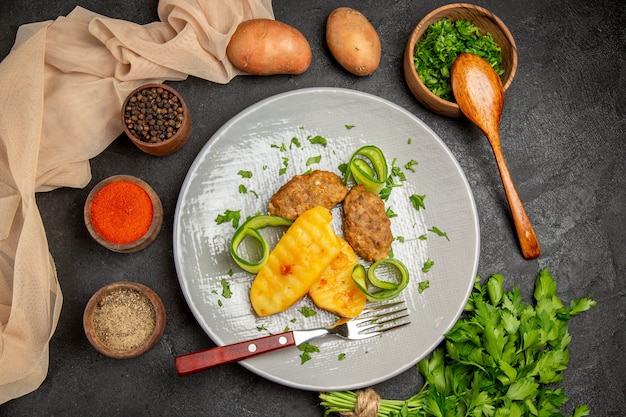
[175,301,410,376]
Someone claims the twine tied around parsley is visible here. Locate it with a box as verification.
[338,388,380,417]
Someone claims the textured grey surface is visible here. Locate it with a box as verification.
[1,0,624,416]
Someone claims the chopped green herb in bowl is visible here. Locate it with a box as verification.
[403,4,518,118]
[413,18,504,102]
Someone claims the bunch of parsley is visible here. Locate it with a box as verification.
[413,19,504,102]
[320,269,595,417]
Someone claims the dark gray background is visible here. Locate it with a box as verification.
[1,0,624,416]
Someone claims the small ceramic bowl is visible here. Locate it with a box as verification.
[121,83,191,156]
[84,175,163,253]
[83,281,166,359]
[403,3,518,118]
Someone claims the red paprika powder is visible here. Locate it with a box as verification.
[90,180,154,245]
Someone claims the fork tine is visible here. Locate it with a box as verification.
[358,312,410,334]
[354,306,408,325]
[360,300,405,315]
[353,301,411,337]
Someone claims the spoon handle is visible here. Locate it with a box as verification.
[488,135,540,259]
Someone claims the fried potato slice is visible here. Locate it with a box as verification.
[308,238,366,318]
[250,206,341,317]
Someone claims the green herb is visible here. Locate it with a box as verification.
[338,353,346,361]
[407,137,412,144]
[345,124,355,130]
[299,306,317,317]
[238,184,247,194]
[413,19,504,102]
[237,170,253,178]
[395,236,405,243]
[279,156,289,175]
[409,194,426,211]
[290,137,301,149]
[379,186,392,202]
[298,342,320,364]
[428,226,449,241]
[405,159,418,172]
[386,207,398,218]
[256,325,267,332]
[271,142,287,152]
[418,280,430,293]
[220,278,232,299]
[215,209,241,229]
[308,135,328,146]
[391,165,407,182]
[421,258,434,273]
[320,269,595,417]
[306,155,322,166]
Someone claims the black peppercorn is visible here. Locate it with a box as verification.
[124,87,185,144]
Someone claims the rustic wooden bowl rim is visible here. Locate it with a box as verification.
[84,174,163,253]
[83,281,166,359]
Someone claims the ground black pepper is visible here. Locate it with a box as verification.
[124,86,185,144]
[92,287,156,351]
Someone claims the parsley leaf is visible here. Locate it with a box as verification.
[306,155,322,166]
[215,210,241,229]
[299,306,317,317]
[308,135,328,146]
[409,194,426,211]
[220,278,232,299]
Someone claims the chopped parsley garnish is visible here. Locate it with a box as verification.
[220,278,232,299]
[418,280,430,293]
[308,135,328,146]
[422,258,434,273]
[405,159,418,172]
[299,306,317,317]
[290,137,301,149]
[306,155,322,166]
[409,194,426,211]
[428,226,450,241]
[345,125,355,130]
[279,156,289,175]
[215,209,241,229]
[298,342,320,364]
[237,170,253,178]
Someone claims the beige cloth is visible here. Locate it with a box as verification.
[0,0,273,404]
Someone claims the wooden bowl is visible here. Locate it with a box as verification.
[84,175,163,253]
[403,3,518,118]
[83,281,166,359]
[121,83,191,156]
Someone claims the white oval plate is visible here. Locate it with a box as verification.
[173,87,479,391]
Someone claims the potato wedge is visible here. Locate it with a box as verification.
[308,238,366,318]
[250,206,341,316]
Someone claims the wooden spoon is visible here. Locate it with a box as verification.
[451,53,540,260]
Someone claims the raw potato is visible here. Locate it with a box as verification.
[308,238,366,318]
[326,7,381,76]
[227,19,312,76]
[249,206,341,317]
